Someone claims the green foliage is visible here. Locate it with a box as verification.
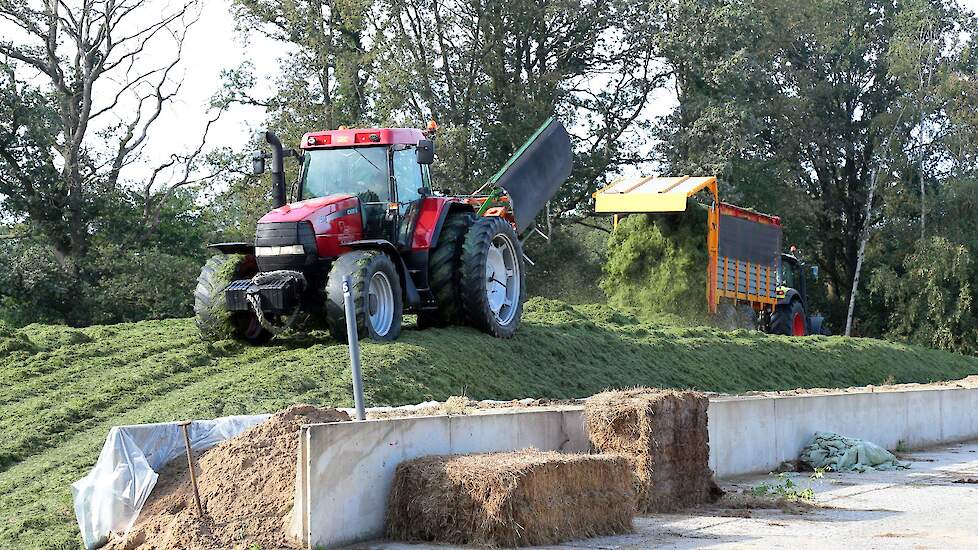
[871,237,977,355]
[2,299,977,547]
[601,205,710,322]
[0,188,212,327]
[525,222,609,304]
[751,471,822,502]
[654,0,977,330]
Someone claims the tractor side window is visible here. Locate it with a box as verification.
[779,261,796,288]
[392,148,424,205]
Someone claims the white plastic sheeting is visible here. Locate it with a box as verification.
[72,414,270,549]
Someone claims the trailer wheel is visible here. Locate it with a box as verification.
[459,217,525,338]
[419,210,476,328]
[770,300,807,336]
[194,254,271,343]
[326,250,403,341]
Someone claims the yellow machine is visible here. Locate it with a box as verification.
[594,175,824,336]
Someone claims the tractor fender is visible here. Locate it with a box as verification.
[776,287,801,306]
[206,242,255,255]
[345,239,421,307]
[410,198,477,251]
[430,202,478,245]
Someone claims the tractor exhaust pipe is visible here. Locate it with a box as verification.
[264,131,287,208]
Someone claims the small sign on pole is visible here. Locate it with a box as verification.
[342,275,366,421]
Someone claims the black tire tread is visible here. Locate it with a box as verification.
[459,217,524,338]
[770,300,806,336]
[326,250,403,341]
[422,210,476,327]
[194,254,270,343]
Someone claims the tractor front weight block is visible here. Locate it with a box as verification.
[225,276,300,313]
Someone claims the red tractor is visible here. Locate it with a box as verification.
[194,119,571,343]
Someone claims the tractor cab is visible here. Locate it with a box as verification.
[297,128,434,243]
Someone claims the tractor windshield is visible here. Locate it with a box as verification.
[300,147,389,203]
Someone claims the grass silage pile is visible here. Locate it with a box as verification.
[386,450,635,546]
[585,388,720,512]
[601,202,710,323]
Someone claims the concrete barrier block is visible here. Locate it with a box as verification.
[708,397,776,477]
[940,389,975,443]
[450,412,520,454]
[559,410,589,452]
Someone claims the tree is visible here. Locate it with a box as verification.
[0,0,218,266]
[871,236,977,354]
[655,0,976,331]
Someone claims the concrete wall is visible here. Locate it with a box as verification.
[707,386,978,478]
[294,386,978,548]
[291,408,589,549]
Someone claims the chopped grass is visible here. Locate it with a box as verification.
[2,297,977,548]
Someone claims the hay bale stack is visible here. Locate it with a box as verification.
[585,388,717,512]
[386,450,634,547]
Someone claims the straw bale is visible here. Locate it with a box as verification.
[584,388,719,512]
[386,450,634,546]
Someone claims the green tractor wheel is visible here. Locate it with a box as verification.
[194,254,271,343]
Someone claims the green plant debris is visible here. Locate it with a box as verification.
[601,203,710,323]
[2,298,978,548]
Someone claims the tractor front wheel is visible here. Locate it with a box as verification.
[326,250,403,341]
[459,217,525,338]
[770,300,807,336]
[194,254,271,343]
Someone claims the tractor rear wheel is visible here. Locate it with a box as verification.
[194,254,271,343]
[770,300,807,336]
[459,217,525,338]
[326,250,403,341]
[418,210,476,328]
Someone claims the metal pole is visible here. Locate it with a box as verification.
[178,421,204,517]
[342,275,366,421]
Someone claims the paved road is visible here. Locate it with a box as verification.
[358,441,978,549]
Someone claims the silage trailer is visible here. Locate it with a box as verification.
[593,175,828,336]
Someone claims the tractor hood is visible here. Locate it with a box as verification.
[259,195,357,224]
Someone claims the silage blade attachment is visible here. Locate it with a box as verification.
[488,117,572,233]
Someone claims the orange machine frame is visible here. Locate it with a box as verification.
[594,175,780,315]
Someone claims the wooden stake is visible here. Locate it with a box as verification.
[178,421,204,517]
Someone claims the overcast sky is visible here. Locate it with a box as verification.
[36,0,978,186]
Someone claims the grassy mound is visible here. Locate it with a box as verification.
[601,205,710,323]
[2,298,977,548]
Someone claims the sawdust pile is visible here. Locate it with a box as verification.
[105,404,349,550]
[584,388,720,512]
[386,450,635,547]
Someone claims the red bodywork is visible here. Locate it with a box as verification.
[718,202,781,226]
[301,128,426,149]
[259,195,364,257]
[259,193,464,257]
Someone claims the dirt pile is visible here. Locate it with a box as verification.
[386,450,635,546]
[585,388,720,512]
[105,404,349,550]
[600,204,710,322]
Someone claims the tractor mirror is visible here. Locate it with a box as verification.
[416,140,434,165]
[811,265,819,279]
[251,150,266,175]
